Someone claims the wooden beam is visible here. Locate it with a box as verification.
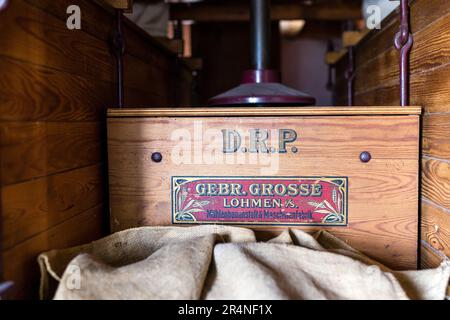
[295,21,342,39]
[98,0,133,12]
[342,29,370,47]
[170,3,362,22]
[154,37,183,56]
[325,49,347,65]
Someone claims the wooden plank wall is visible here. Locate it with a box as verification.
[335,0,450,268]
[0,0,194,299]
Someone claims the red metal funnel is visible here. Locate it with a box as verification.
[209,70,315,106]
[208,0,315,106]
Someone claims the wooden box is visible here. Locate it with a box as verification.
[107,106,421,269]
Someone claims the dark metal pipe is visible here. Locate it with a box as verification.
[326,40,336,105]
[208,0,315,106]
[250,0,271,70]
[173,20,183,106]
[116,10,125,108]
[398,35,413,106]
[345,46,355,106]
[344,20,356,106]
[398,0,410,45]
[174,20,183,42]
[0,0,12,298]
[326,40,334,91]
[112,10,125,108]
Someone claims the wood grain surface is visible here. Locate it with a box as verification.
[0,57,113,122]
[420,240,447,269]
[422,158,450,210]
[2,164,105,250]
[0,0,113,82]
[0,122,104,185]
[421,200,450,258]
[1,205,104,300]
[422,114,450,159]
[108,106,422,117]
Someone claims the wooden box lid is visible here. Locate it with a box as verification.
[107,106,422,118]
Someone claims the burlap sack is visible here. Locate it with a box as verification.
[38,225,450,300]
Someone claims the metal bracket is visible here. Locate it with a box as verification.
[345,46,356,106]
[111,10,125,108]
[173,20,183,106]
[394,0,413,106]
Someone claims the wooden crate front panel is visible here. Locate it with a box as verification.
[108,115,419,269]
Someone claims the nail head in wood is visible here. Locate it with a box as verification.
[360,151,371,163]
[151,152,163,163]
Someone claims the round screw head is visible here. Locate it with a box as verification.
[151,152,162,163]
[360,151,371,163]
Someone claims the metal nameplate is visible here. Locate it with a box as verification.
[172,176,348,226]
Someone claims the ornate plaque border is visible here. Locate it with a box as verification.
[171,176,348,227]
